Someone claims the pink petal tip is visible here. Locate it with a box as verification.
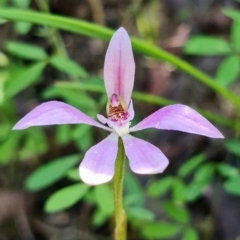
[104,27,135,106]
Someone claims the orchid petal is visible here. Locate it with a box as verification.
[128,99,135,121]
[97,114,108,125]
[13,101,111,131]
[79,133,118,185]
[104,27,135,106]
[122,134,169,174]
[131,104,224,138]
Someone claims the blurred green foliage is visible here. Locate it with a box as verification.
[0,1,240,240]
[183,18,240,87]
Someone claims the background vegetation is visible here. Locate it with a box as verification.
[0,0,240,239]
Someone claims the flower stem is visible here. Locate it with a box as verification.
[113,137,127,240]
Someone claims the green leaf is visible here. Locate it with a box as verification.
[50,56,88,78]
[172,178,186,203]
[66,168,80,181]
[147,176,173,197]
[224,175,240,196]
[0,133,20,165]
[163,201,189,224]
[183,36,231,55]
[4,41,47,60]
[0,122,11,140]
[83,189,96,204]
[215,56,240,86]
[217,163,238,178]
[224,139,240,156]
[12,0,30,8]
[182,227,199,240]
[183,164,215,202]
[142,221,182,238]
[72,125,93,151]
[178,154,205,177]
[25,155,79,191]
[0,0,6,7]
[19,128,48,160]
[4,62,46,98]
[55,125,72,145]
[0,51,9,66]
[124,171,144,206]
[230,20,240,51]
[0,71,7,102]
[94,184,114,215]
[12,0,31,35]
[223,9,240,26]
[44,183,89,212]
[193,164,215,185]
[92,208,109,227]
[126,207,155,221]
[14,21,32,35]
[184,183,203,202]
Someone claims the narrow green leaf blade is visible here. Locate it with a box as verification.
[25,155,79,191]
[4,62,46,98]
[184,183,203,202]
[126,207,155,221]
[124,171,144,206]
[223,9,240,25]
[92,208,109,227]
[147,176,173,197]
[215,56,240,86]
[183,36,231,55]
[66,168,80,181]
[50,56,88,78]
[0,52,9,66]
[217,163,238,178]
[0,133,20,165]
[182,227,199,240]
[178,154,205,177]
[224,139,240,157]
[44,183,89,212]
[172,178,186,203]
[163,201,190,224]
[94,184,114,215]
[12,0,30,8]
[14,21,32,35]
[142,222,182,238]
[193,164,215,184]
[224,175,240,196]
[4,41,47,60]
[230,20,240,51]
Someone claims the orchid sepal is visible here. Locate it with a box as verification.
[104,27,135,106]
[130,104,224,139]
[12,101,111,132]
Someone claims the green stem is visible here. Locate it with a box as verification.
[113,138,127,240]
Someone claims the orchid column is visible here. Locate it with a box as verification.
[13,28,224,240]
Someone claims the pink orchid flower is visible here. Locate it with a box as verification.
[13,27,224,185]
